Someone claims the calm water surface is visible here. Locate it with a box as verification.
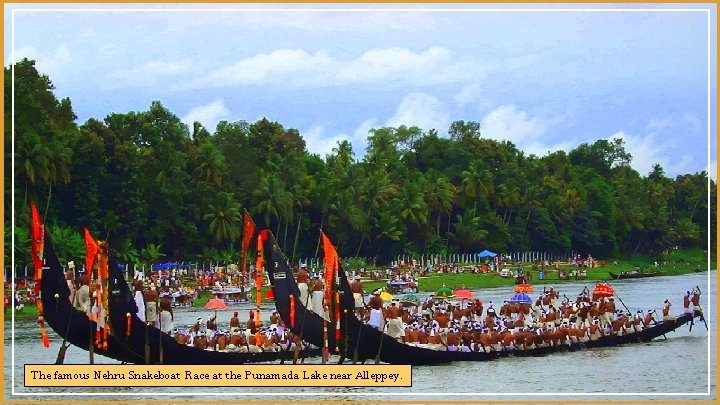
[5,272,716,402]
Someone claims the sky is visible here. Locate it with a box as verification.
[4,3,717,178]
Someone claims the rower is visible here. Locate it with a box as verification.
[662,300,673,321]
[144,284,158,326]
[132,280,146,323]
[72,275,91,317]
[384,299,404,342]
[350,276,365,319]
[691,288,703,314]
[683,291,692,314]
[296,266,310,306]
[229,311,240,329]
[309,275,326,319]
[367,291,385,331]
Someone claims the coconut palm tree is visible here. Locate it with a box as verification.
[203,192,243,243]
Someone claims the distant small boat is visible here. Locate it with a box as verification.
[211,287,249,303]
[608,271,660,280]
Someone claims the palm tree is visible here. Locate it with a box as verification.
[449,210,488,252]
[461,160,494,213]
[43,137,72,219]
[203,192,243,243]
[141,243,165,264]
[193,141,225,187]
[424,171,455,237]
[16,130,50,204]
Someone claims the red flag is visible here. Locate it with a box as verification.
[84,228,99,276]
[242,209,256,254]
[30,202,44,275]
[241,209,256,276]
[321,232,339,306]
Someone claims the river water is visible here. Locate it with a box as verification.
[5,271,716,402]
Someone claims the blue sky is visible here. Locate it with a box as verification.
[4,4,717,178]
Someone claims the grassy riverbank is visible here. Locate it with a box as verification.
[362,248,715,293]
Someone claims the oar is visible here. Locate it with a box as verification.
[374,322,386,364]
[614,293,632,315]
[338,309,349,364]
[288,287,313,364]
[54,294,73,365]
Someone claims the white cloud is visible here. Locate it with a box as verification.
[385,92,449,132]
[303,119,376,158]
[182,99,230,132]
[453,83,484,106]
[108,59,195,88]
[609,130,674,176]
[480,104,548,145]
[184,46,473,90]
[9,44,72,78]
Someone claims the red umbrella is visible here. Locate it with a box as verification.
[204,297,228,317]
[592,283,614,299]
[514,284,534,293]
[454,289,475,300]
[265,288,275,300]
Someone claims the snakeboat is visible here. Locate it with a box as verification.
[265,232,702,365]
[40,233,144,364]
[105,251,321,364]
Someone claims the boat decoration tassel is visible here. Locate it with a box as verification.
[126,313,132,336]
[289,295,295,328]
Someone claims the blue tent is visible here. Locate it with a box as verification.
[152,262,180,270]
[508,293,532,304]
[477,250,497,258]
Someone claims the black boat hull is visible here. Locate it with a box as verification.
[265,233,699,365]
[106,253,320,365]
[40,235,144,364]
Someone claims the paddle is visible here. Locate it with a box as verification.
[338,309,349,364]
[614,293,632,315]
[54,294,73,365]
[374,321,386,364]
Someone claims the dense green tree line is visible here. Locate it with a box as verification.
[4,59,716,267]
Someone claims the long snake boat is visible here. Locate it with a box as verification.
[265,232,702,365]
[105,251,321,364]
[40,233,144,364]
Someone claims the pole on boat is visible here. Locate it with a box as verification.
[614,293,632,315]
[54,294,73,365]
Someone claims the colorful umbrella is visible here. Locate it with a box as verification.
[592,283,614,298]
[204,297,228,317]
[265,288,275,300]
[380,291,394,301]
[434,285,454,299]
[454,289,475,300]
[514,283,534,293]
[508,293,532,304]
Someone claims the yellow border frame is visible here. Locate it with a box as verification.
[1,2,717,404]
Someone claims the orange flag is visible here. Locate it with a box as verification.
[84,228,99,277]
[321,231,339,306]
[242,209,256,275]
[29,202,44,294]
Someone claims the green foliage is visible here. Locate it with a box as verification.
[5,59,713,266]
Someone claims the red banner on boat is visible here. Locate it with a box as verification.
[241,209,256,274]
[321,232,339,306]
[84,228,99,277]
[30,202,44,295]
